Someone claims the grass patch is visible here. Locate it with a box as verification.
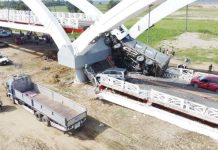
[95,4,108,13]
[125,18,218,47]
[48,6,69,12]
[67,32,81,40]
[176,48,218,64]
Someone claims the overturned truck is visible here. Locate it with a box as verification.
[104,33,170,76]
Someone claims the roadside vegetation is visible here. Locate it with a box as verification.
[125,17,218,64]
[125,18,218,47]
[176,48,218,64]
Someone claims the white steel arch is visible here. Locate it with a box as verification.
[129,0,198,38]
[72,0,158,56]
[0,0,75,68]
[20,0,75,68]
[67,0,102,18]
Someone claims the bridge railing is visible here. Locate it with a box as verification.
[99,75,218,124]
[0,9,97,29]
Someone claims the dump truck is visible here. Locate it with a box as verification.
[5,74,87,132]
[104,33,170,77]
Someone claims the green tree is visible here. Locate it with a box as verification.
[15,1,30,10]
[66,1,81,13]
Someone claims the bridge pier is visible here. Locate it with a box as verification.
[74,69,87,83]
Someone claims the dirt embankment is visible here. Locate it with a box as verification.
[0,44,218,150]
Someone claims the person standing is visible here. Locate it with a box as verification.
[208,64,213,72]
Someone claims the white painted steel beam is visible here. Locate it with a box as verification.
[20,0,75,69]
[129,0,198,38]
[0,22,46,33]
[98,91,218,141]
[72,0,158,56]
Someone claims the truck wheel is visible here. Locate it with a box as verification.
[42,116,50,127]
[113,43,121,49]
[136,55,144,62]
[18,100,24,105]
[35,112,42,122]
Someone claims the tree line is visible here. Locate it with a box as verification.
[0,0,120,12]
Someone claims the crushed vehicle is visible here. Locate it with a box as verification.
[96,68,127,81]
[6,74,87,132]
[0,54,12,65]
[84,60,127,86]
[104,33,171,77]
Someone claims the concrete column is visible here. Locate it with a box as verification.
[74,69,87,83]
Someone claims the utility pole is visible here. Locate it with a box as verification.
[7,0,10,21]
[185,5,189,32]
[147,4,152,45]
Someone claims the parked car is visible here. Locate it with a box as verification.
[191,75,218,92]
[0,54,12,65]
[0,41,9,48]
[0,29,12,37]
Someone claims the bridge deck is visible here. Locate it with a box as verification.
[128,74,218,108]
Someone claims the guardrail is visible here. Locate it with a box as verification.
[100,75,150,99]
[99,75,218,124]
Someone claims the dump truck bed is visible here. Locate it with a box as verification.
[32,93,79,120]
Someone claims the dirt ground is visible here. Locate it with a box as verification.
[161,32,218,72]
[0,42,218,150]
[161,32,218,50]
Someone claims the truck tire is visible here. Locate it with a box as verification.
[35,112,42,122]
[42,116,51,127]
[136,55,144,62]
[18,100,24,105]
[113,43,121,49]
